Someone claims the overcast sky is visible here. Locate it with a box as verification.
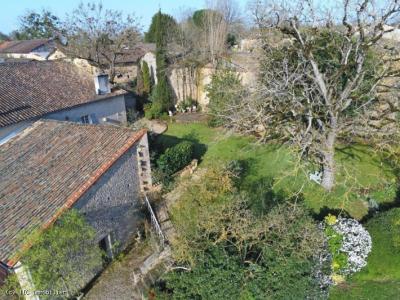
[0,0,249,35]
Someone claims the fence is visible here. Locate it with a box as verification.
[144,195,165,248]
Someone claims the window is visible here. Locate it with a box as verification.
[80,115,91,124]
[99,233,113,261]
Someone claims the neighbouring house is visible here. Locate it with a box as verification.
[112,43,156,84]
[0,39,156,84]
[0,39,56,62]
[0,120,152,295]
[58,42,156,84]
[0,60,132,144]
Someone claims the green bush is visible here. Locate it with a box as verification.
[145,102,164,119]
[206,69,245,126]
[158,167,327,299]
[20,210,103,299]
[325,226,348,272]
[142,61,152,96]
[157,141,195,176]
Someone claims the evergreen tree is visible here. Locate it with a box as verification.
[151,10,173,113]
[144,12,178,43]
[142,60,151,96]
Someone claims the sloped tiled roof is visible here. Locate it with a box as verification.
[0,61,126,127]
[0,120,146,266]
[91,43,156,65]
[115,43,156,64]
[0,39,51,54]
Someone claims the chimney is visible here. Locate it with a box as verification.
[94,74,111,95]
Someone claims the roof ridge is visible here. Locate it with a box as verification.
[5,126,147,267]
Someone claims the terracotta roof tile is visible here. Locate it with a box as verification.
[0,60,127,127]
[0,39,51,54]
[0,120,146,266]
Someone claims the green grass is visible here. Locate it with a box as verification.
[329,208,400,299]
[157,122,400,298]
[156,123,397,219]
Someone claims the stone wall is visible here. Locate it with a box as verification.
[73,141,146,252]
[141,52,157,85]
[0,263,8,286]
[168,65,256,109]
[114,64,138,83]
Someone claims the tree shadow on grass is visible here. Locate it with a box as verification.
[150,130,207,162]
[242,176,301,216]
[312,207,351,222]
[359,185,400,223]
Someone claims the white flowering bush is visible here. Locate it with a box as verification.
[323,214,372,284]
[333,217,372,275]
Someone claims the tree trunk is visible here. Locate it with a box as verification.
[321,130,336,191]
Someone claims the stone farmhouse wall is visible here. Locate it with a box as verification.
[2,134,152,295]
[73,135,151,253]
[114,64,138,83]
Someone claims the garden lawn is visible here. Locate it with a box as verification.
[155,123,398,220]
[329,208,400,299]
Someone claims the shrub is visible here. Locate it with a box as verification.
[334,217,372,274]
[156,141,195,176]
[142,61,152,96]
[161,180,329,299]
[177,97,196,112]
[323,215,372,282]
[20,210,103,298]
[223,160,247,186]
[145,102,164,119]
[206,69,246,127]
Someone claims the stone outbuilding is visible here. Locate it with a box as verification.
[0,120,152,296]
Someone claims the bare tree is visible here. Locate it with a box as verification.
[62,2,141,83]
[219,0,400,191]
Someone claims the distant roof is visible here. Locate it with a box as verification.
[0,60,126,127]
[115,43,156,64]
[0,39,52,54]
[0,120,146,266]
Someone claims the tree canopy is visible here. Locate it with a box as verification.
[11,9,61,40]
[157,166,329,299]
[62,2,141,83]
[149,10,173,116]
[0,31,9,42]
[144,12,178,43]
[214,0,400,191]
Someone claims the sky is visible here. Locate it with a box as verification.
[0,0,249,35]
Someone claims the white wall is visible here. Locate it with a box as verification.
[0,121,34,145]
[45,95,127,125]
[140,52,157,85]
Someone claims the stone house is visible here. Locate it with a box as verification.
[59,43,156,84]
[0,120,152,296]
[0,60,132,144]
